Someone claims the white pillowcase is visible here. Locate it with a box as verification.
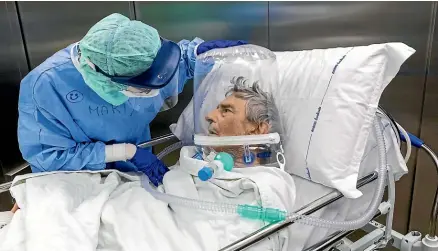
[275,43,414,198]
[170,43,414,199]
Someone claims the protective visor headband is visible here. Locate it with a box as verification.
[92,38,181,89]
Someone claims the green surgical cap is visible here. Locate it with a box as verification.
[77,13,161,106]
[80,13,161,77]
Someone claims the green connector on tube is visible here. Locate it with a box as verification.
[237,204,287,223]
[214,152,234,171]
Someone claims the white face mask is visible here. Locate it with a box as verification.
[121,86,160,98]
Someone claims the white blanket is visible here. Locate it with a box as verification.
[0,171,192,251]
[0,148,296,251]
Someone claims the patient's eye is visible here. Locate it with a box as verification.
[219,104,233,115]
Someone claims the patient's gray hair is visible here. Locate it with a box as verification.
[226,76,280,133]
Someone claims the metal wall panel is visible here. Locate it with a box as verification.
[411,6,438,234]
[269,2,432,234]
[0,1,28,209]
[135,1,269,138]
[17,2,134,68]
[0,2,28,171]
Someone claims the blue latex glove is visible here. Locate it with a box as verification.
[129,148,169,186]
[196,40,248,55]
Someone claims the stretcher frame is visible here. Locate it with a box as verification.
[0,112,437,251]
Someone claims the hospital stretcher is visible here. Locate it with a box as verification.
[0,108,437,251]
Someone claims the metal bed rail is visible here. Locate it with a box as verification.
[219,172,379,251]
[0,181,12,194]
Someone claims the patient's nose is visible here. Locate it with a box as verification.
[205,109,219,123]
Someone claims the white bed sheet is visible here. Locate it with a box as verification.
[0,166,294,251]
[0,170,375,251]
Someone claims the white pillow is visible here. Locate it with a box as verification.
[170,43,414,199]
[275,43,414,198]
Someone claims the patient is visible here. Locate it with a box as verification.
[162,76,295,250]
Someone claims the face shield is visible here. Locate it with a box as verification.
[193,44,284,168]
[78,39,180,110]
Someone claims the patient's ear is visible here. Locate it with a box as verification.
[250,122,269,135]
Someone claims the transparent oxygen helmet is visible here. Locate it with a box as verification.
[192,44,285,169]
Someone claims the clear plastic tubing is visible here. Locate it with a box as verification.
[141,175,238,214]
[142,119,388,229]
[157,141,184,160]
[141,174,287,223]
[290,118,388,230]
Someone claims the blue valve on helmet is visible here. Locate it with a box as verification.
[198,167,214,181]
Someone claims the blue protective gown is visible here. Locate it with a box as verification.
[18,38,203,173]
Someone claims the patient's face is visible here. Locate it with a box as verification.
[205,94,253,136]
[204,93,270,166]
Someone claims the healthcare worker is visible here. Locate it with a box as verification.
[17,13,246,186]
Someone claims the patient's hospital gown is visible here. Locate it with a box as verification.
[163,146,296,250]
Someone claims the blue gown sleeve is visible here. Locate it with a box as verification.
[176,37,204,93]
[18,73,106,173]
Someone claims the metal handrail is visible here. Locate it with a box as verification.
[5,162,30,178]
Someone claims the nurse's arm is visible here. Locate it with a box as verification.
[17,105,106,172]
[18,75,106,172]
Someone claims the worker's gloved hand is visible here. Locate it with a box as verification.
[129,147,169,186]
[196,40,248,55]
